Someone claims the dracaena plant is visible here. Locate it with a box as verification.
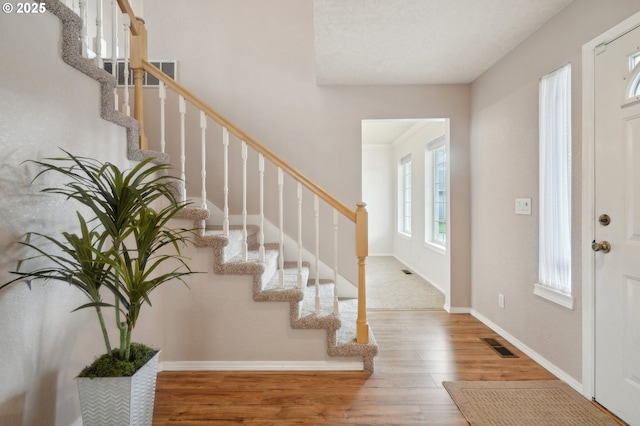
[2,150,195,368]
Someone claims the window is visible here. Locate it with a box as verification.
[398,155,412,235]
[536,63,573,309]
[626,51,640,100]
[425,141,447,247]
[103,60,177,87]
[630,51,640,71]
[425,135,447,249]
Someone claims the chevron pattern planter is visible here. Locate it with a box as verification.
[76,351,160,426]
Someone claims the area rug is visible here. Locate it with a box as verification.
[442,380,619,425]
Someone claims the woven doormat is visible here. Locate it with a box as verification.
[442,380,619,425]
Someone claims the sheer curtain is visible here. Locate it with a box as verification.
[538,64,572,295]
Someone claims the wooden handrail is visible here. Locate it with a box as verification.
[141,59,357,223]
[116,0,140,35]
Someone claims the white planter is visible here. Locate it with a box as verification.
[76,351,160,426]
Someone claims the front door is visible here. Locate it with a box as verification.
[594,22,640,425]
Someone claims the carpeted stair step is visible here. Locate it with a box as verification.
[204,224,259,264]
[291,281,341,331]
[218,244,279,278]
[327,298,378,372]
[254,261,307,302]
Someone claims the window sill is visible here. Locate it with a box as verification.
[397,231,412,240]
[533,283,574,310]
[424,241,446,255]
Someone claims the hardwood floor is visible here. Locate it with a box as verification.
[152,310,560,425]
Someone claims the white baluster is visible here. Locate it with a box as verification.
[79,0,89,57]
[297,182,303,290]
[110,0,118,110]
[200,111,207,210]
[258,154,265,263]
[159,82,166,153]
[314,195,320,314]
[333,209,339,315]
[122,20,130,116]
[179,95,186,203]
[94,0,104,64]
[111,0,118,57]
[278,167,284,289]
[222,127,230,237]
[241,141,248,261]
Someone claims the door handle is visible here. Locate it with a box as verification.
[592,240,611,253]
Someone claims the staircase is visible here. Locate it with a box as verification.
[179,208,378,372]
[45,0,378,371]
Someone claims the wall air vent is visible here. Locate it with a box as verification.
[103,60,177,87]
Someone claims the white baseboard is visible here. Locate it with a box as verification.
[161,360,364,372]
[470,309,582,393]
[445,305,471,314]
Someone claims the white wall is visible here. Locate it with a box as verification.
[362,144,393,255]
[0,11,131,426]
[392,121,449,295]
[470,0,640,383]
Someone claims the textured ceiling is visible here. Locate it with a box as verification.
[313,0,573,85]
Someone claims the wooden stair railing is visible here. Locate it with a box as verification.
[111,0,370,344]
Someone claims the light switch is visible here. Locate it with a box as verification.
[515,198,532,215]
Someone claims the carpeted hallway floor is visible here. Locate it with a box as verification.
[366,256,445,310]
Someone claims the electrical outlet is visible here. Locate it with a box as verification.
[498,293,505,309]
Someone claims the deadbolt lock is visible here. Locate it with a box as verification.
[598,214,611,226]
[592,240,611,253]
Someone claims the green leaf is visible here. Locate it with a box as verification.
[4,150,197,361]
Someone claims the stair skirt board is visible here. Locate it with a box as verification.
[161,361,364,371]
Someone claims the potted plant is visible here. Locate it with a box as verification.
[1,150,195,426]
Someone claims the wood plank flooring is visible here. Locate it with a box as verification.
[152,310,566,425]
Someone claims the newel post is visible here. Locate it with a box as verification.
[355,202,369,344]
[129,16,148,149]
